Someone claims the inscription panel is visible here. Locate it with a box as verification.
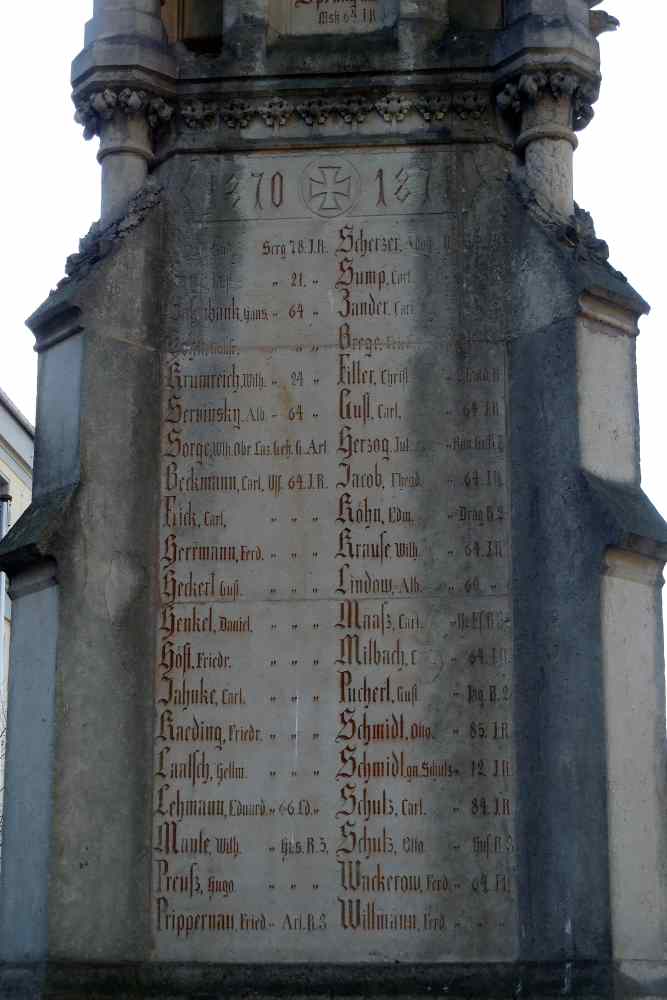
[153,149,516,962]
[269,0,380,35]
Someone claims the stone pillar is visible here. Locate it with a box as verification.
[73,0,172,222]
[497,70,597,220]
[73,88,173,222]
[95,91,154,223]
[88,0,165,43]
[0,562,59,963]
[496,0,605,219]
[516,76,578,218]
[86,0,162,220]
[602,549,667,967]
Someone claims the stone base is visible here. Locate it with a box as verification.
[1,962,665,1000]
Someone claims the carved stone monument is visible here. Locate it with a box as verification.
[1,2,665,998]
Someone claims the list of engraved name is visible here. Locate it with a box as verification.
[153,150,515,962]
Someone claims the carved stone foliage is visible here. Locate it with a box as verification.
[295,98,334,127]
[413,93,452,121]
[74,85,493,141]
[74,89,174,139]
[375,94,412,124]
[174,88,490,132]
[496,70,599,131]
[180,98,218,130]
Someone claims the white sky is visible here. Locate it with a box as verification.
[1,3,664,519]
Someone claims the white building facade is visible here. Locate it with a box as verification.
[0,389,34,829]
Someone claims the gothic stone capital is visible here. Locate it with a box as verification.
[74,87,174,142]
[496,69,600,133]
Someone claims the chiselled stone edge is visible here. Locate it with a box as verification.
[0,485,78,579]
[1,959,661,999]
[584,472,667,565]
[509,172,649,314]
[26,181,163,340]
[59,180,162,286]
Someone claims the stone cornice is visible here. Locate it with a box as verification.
[177,88,490,131]
[73,62,601,150]
[74,83,495,142]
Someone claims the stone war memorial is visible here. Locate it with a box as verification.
[1,0,666,998]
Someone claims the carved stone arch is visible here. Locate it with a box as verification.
[160,0,223,51]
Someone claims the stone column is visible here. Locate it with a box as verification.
[90,0,164,40]
[497,71,597,219]
[74,89,166,223]
[517,74,578,218]
[74,0,171,222]
[0,562,59,963]
[97,91,154,223]
[497,0,612,219]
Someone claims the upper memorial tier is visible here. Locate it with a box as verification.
[72,0,610,101]
[72,0,616,221]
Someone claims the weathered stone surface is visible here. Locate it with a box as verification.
[1,1,666,997]
[268,0,385,36]
[153,147,515,961]
[0,487,77,575]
